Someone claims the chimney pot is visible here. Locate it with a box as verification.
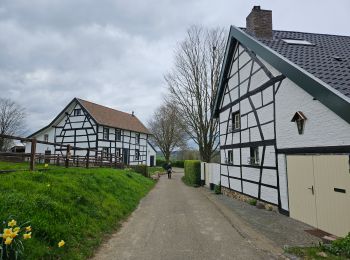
[132,111,135,116]
[246,6,272,39]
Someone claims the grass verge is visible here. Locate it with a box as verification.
[285,246,344,259]
[0,164,155,259]
[148,166,164,176]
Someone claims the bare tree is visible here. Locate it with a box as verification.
[0,98,26,151]
[165,25,226,162]
[148,102,187,162]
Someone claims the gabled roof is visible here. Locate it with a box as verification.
[213,26,350,124]
[28,98,150,137]
[77,99,150,134]
[252,29,350,98]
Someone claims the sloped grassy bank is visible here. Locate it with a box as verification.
[0,166,155,259]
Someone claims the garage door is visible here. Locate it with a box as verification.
[287,155,350,237]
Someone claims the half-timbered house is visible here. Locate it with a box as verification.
[213,6,350,237]
[25,98,154,166]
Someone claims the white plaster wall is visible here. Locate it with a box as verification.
[278,154,289,211]
[147,143,156,166]
[229,178,242,192]
[256,53,350,148]
[276,78,350,148]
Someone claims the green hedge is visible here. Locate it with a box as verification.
[183,160,201,186]
[156,159,184,168]
[130,164,149,177]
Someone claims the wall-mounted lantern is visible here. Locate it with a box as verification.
[291,111,307,135]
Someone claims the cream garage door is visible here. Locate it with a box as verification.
[287,155,350,237]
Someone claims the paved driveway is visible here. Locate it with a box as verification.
[92,169,279,260]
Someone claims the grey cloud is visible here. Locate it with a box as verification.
[1,0,349,134]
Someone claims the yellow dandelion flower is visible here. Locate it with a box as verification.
[23,232,32,240]
[58,240,65,247]
[5,237,13,245]
[8,220,16,227]
[25,226,31,232]
[44,164,48,168]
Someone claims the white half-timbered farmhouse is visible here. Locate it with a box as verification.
[213,6,350,237]
[25,98,156,166]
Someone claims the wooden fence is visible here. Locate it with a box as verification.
[0,134,123,171]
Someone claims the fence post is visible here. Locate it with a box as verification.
[30,138,37,171]
[65,145,71,168]
[110,154,112,168]
[86,150,90,168]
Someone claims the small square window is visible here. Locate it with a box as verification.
[74,109,82,116]
[103,127,109,140]
[227,150,233,164]
[249,147,259,165]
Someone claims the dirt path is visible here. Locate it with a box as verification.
[92,169,279,260]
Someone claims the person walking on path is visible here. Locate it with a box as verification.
[166,162,172,179]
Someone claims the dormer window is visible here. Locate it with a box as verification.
[231,111,240,131]
[291,111,307,135]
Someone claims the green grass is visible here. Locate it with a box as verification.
[148,166,164,176]
[0,163,155,259]
[0,161,58,171]
[285,246,345,259]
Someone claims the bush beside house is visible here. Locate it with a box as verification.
[183,160,201,186]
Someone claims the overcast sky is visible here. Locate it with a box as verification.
[1,0,349,134]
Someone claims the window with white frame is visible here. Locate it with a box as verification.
[103,127,109,140]
[135,133,140,144]
[227,150,233,164]
[135,149,140,160]
[231,111,240,131]
[44,134,49,142]
[249,147,259,165]
[116,129,121,141]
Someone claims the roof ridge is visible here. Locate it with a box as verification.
[76,98,136,117]
[239,27,350,38]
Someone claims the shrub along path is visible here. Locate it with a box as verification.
[91,168,278,260]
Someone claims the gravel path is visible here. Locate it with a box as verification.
[91,169,279,260]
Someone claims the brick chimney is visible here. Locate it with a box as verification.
[246,6,272,39]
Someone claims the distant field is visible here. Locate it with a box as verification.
[0,163,155,259]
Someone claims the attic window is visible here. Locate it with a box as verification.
[282,39,314,46]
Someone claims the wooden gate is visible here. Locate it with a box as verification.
[287,155,350,237]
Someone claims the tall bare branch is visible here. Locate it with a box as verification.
[0,98,26,151]
[148,102,187,162]
[165,25,226,162]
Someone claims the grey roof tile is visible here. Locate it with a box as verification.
[243,29,350,97]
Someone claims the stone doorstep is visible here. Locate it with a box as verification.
[221,187,279,212]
